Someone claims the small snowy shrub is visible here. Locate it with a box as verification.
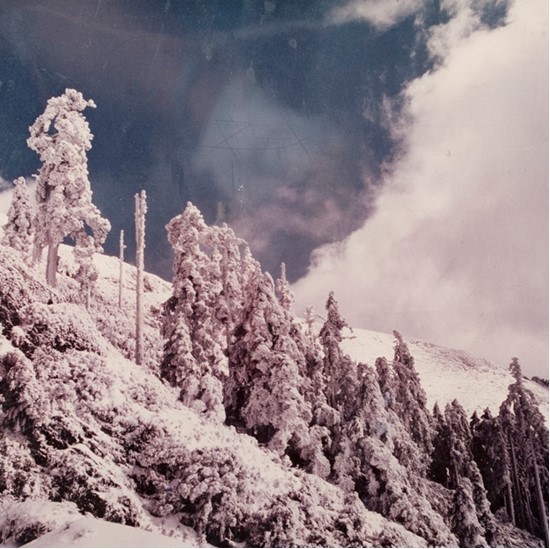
[0,351,50,431]
[19,302,101,356]
[0,434,48,499]
[0,500,82,546]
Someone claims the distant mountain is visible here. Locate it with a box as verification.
[341,327,548,421]
[0,213,546,548]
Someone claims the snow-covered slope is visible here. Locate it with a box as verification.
[25,517,195,548]
[83,236,547,422]
[0,239,428,548]
[2,210,546,423]
[0,213,547,548]
[0,500,202,548]
[341,327,548,420]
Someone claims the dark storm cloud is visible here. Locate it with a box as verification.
[0,0,447,280]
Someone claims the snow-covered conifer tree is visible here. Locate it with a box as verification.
[390,330,434,470]
[161,203,225,421]
[451,477,486,548]
[225,271,317,462]
[27,88,110,286]
[319,292,358,417]
[205,223,245,347]
[471,408,515,523]
[445,399,496,544]
[1,177,33,261]
[429,402,453,486]
[498,358,549,544]
[275,262,294,319]
[135,190,147,365]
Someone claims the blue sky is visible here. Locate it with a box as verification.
[0,0,468,277]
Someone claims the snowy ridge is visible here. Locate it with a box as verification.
[341,326,548,420]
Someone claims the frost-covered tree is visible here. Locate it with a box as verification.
[373,333,434,474]
[1,177,33,261]
[161,203,226,421]
[336,372,457,546]
[27,88,110,287]
[225,271,319,464]
[451,477,487,548]
[204,223,246,347]
[429,402,453,486]
[498,358,549,544]
[471,408,515,522]
[161,204,277,423]
[391,331,434,470]
[319,292,358,418]
[275,262,294,319]
[445,399,496,544]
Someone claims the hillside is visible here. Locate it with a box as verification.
[0,239,427,547]
[0,212,547,548]
[341,327,548,421]
[60,236,550,421]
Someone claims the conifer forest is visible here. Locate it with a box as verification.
[0,90,548,548]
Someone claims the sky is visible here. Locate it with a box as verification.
[0,0,427,279]
[294,0,549,376]
[0,0,547,375]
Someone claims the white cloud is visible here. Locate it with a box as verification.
[294,0,548,376]
[329,0,424,29]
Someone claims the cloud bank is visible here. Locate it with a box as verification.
[329,0,424,29]
[294,0,548,376]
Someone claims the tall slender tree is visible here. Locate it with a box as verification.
[499,358,549,544]
[118,229,126,309]
[275,263,294,319]
[27,88,110,286]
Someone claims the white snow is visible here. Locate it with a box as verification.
[23,517,199,548]
[341,325,548,419]
[0,500,201,548]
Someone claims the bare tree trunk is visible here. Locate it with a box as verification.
[534,465,549,545]
[508,433,525,529]
[221,246,233,347]
[46,242,59,287]
[118,229,125,309]
[530,434,549,546]
[506,478,516,526]
[523,483,536,534]
[33,239,43,264]
[135,192,147,365]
